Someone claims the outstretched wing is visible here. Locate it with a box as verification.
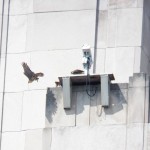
[22,62,35,80]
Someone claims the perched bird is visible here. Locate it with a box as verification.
[71,69,84,75]
[22,62,44,83]
[55,81,61,87]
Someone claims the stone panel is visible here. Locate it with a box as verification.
[5,53,30,92]
[99,0,108,10]
[0,57,5,92]
[109,0,117,9]
[29,50,83,89]
[114,47,135,83]
[51,125,126,150]
[7,15,27,53]
[1,132,25,150]
[104,48,115,74]
[95,48,105,74]
[126,123,144,150]
[24,128,51,150]
[117,0,137,8]
[76,91,90,126]
[22,90,46,130]
[26,11,96,51]
[1,0,33,15]
[137,0,143,7]
[90,88,127,125]
[3,92,23,131]
[34,0,96,12]
[97,10,108,48]
[45,87,75,127]
[128,88,145,123]
[107,9,117,48]
[116,8,142,47]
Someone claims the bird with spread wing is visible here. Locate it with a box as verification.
[22,62,44,83]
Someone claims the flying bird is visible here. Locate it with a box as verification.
[22,62,44,83]
[71,69,84,75]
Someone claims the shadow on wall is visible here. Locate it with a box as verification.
[46,88,58,123]
[104,84,127,115]
[45,84,127,123]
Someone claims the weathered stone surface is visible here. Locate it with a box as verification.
[51,125,126,150]
[34,0,97,12]
[45,88,75,127]
[126,123,144,150]
[3,92,23,131]
[116,8,142,47]
[115,47,135,83]
[29,50,83,88]
[127,88,145,123]
[76,91,90,126]
[117,0,137,8]
[90,88,127,125]
[99,0,108,10]
[97,10,108,48]
[5,53,30,92]
[22,90,46,130]
[107,10,117,48]
[95,49,105,74]
[7,16,27,53]
[26,11,95,51]
[24,128,51,150]
[1,131,25,150]
[1,0,33,15]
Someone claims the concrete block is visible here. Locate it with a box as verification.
[3,92,23,131]
[45,88,75,127]
[5,53,30,92]
[24,128,51,150]
[107,10,117,48]
[51,125,126,150]
[127,87,145,123]
[95,48,105,74]
[29,50,83,88]
[126,123,144,150]
[7,16,27,53]
[1,132,25,150]
[76,91,90,126]
[117,0,137,8]
[116,8,142,47]
[90,88,127,125]
[22,90,46,130]
[34,0,97,12]
[97,10,108,48]
[26,11,95,51]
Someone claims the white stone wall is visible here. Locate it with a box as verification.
[0,0,150,150]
